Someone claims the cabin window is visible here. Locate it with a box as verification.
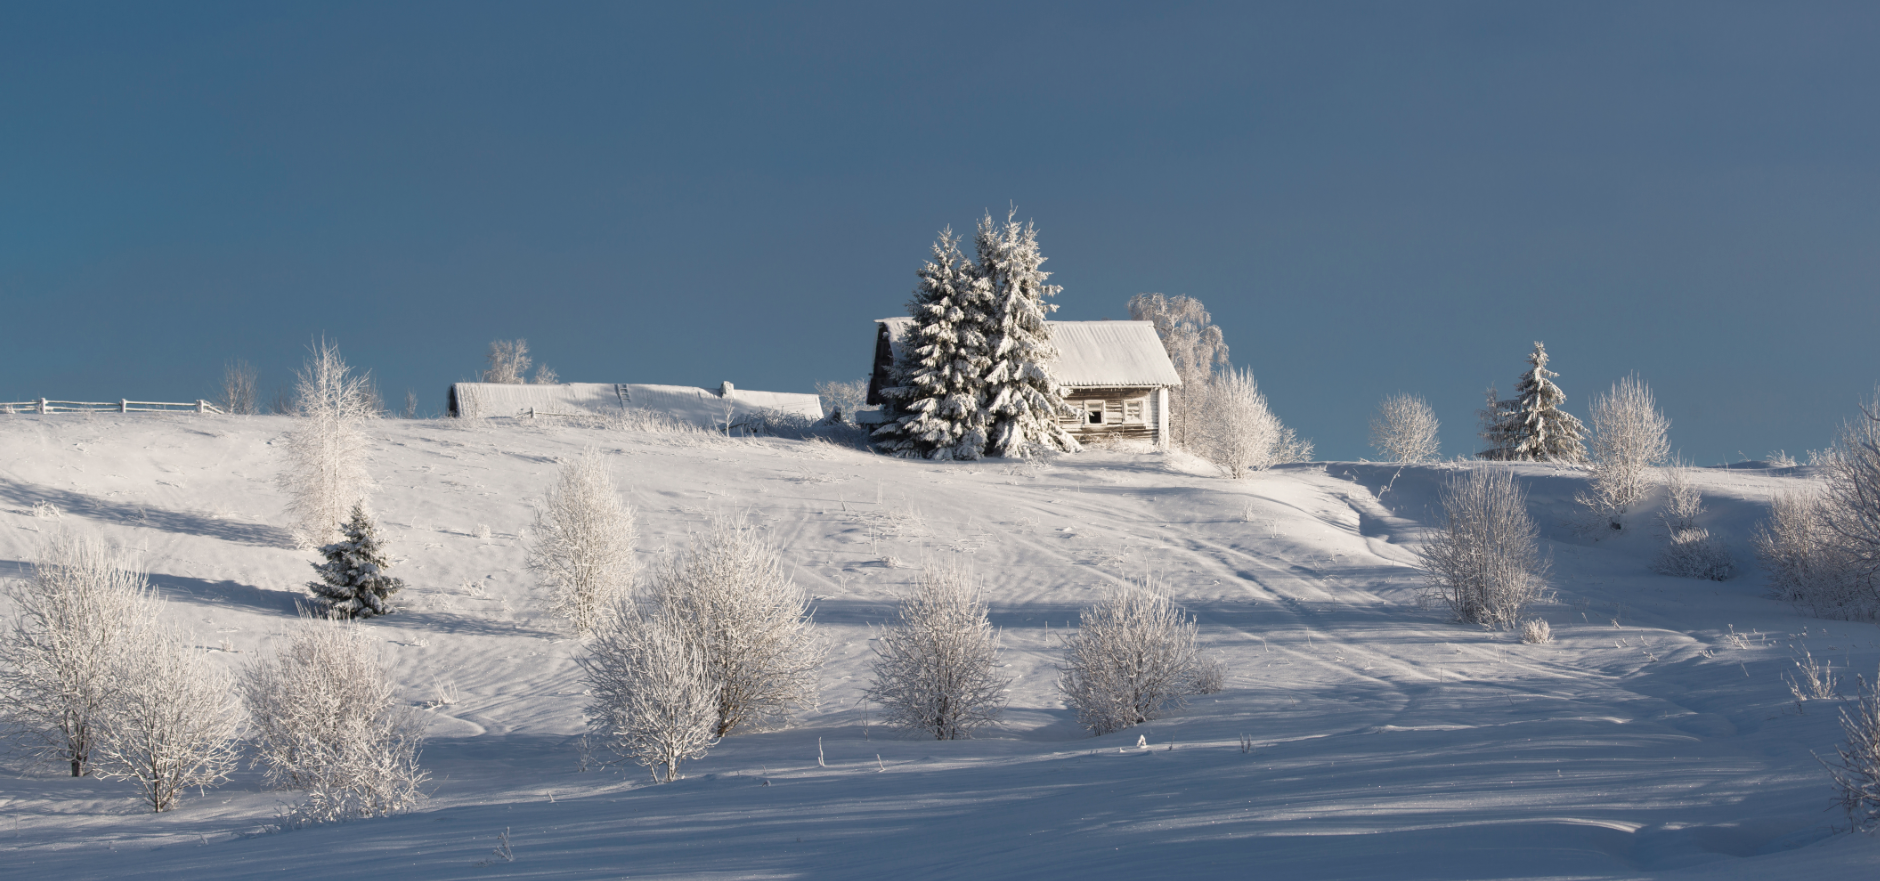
[1124,398,1144,422]
[1085,401,1106,424]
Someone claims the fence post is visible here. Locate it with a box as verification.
[39,398,47,415]
[121,400,128,413]
[197,400,206,414]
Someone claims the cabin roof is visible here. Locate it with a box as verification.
[875,318,1181,389]
[449,382,822,423]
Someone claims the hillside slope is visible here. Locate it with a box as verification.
[1,414,1876,879]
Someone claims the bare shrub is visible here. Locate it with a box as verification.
[240,616,427,822]
[1057,580,1200,736]
[864,561,1008,740]
[1576,374,1670,532]
[1191,368,1312,478]
[1190,653,1227,695]
[1519,618,1552,644]
[276,339,376,549]
[0,534,160,776]
[1651,461,1737,580]
[527,448,639,635]
[1823,670,1880,831]
[1370,393,1440,463]
[644,516,824,736]
[220,359,259,415]
[1416,467,1548,630]
[582,605,719,782]
[1128,293,1230,450]
[90,623,242,813]
[1787,648,1840,707]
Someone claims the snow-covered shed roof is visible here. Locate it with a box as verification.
[875,318,1181,389]
[448,382,822,425]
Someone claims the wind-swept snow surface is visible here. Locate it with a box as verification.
[1,415,1876,879]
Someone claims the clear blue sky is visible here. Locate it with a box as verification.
[4,2,1877,462]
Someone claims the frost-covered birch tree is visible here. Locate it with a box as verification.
[1191,368,1312,477]
[1577,374,1670,531]
[1417,467,1548,630]
[1128,293,1229,450]
[277,339,377,548]
[527,448,639,635]
[0,534,159,777]
[975,211,1078,457]
[482,339,558,385]
[90,623,242,813]
[874,227,992,460]
[1370,393,1440,463]
[1479,342,1587,463]
[644,516,824,736]
[582,604,719,783]
[865,561,1008,740]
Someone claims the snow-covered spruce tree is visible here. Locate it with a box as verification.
[1128,293,1229,450]
[645,515,824,737]
[309,503,404,620]
[240,615,427,822]
[1416,467,1549,630]
[581,603,719,783]
[1191,368,1313,477]
[1576,374,1670,531]
[1369,392,1441,463]
[1057,580,1200,736]
[1478,342,1587,463]
[874,227,992,460]
[91,622,242,813]
[527,448,639,635]
[0,534,159,777]
[864,561,1009,740]
[277,338,376,548]
[1652,460,1736,581]
[974,210,1079,457]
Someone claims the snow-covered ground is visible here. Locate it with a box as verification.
[2,414,1876,879]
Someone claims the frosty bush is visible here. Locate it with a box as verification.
[1057,581,1200,736]
[1190,653,1227,695]
[1519,618,1552,645]
[0,534,160,777]
[815,379,869,423]
[309,504,405,620]
[1369,393,1440,463]
[1577,374,1670,531]
[1755,490,1865,617]
[645,516,824,736]
[1191,368,1312,477]
[91,623,242,813]
[240,615,427,822]
[1652,462,1736,580]
[1129,293,1229,450]
[1416,467,1548,630]
[864,561,1008,740]
[1823,400,1880,589]
[1823,670,1880,832]
[277,339,376,548]
[527,448,639,635]
[582,604,719,782]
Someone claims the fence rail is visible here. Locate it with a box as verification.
[1,399,224,415]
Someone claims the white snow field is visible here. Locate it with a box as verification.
[2,414,1877,880]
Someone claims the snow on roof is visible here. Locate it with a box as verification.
[875,318,1181,389]
[451,382,823,424]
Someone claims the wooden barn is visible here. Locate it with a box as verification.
[866,318,1182,446]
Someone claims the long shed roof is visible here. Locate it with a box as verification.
[449,382,822,424]
[877,318,1180,389]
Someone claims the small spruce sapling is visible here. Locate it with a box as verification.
[309,504,404,619]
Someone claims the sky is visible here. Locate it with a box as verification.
[3,1,1878,463]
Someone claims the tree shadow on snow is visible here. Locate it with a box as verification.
[0,478,294,548]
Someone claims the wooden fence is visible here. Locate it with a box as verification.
[1,399,224,415]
